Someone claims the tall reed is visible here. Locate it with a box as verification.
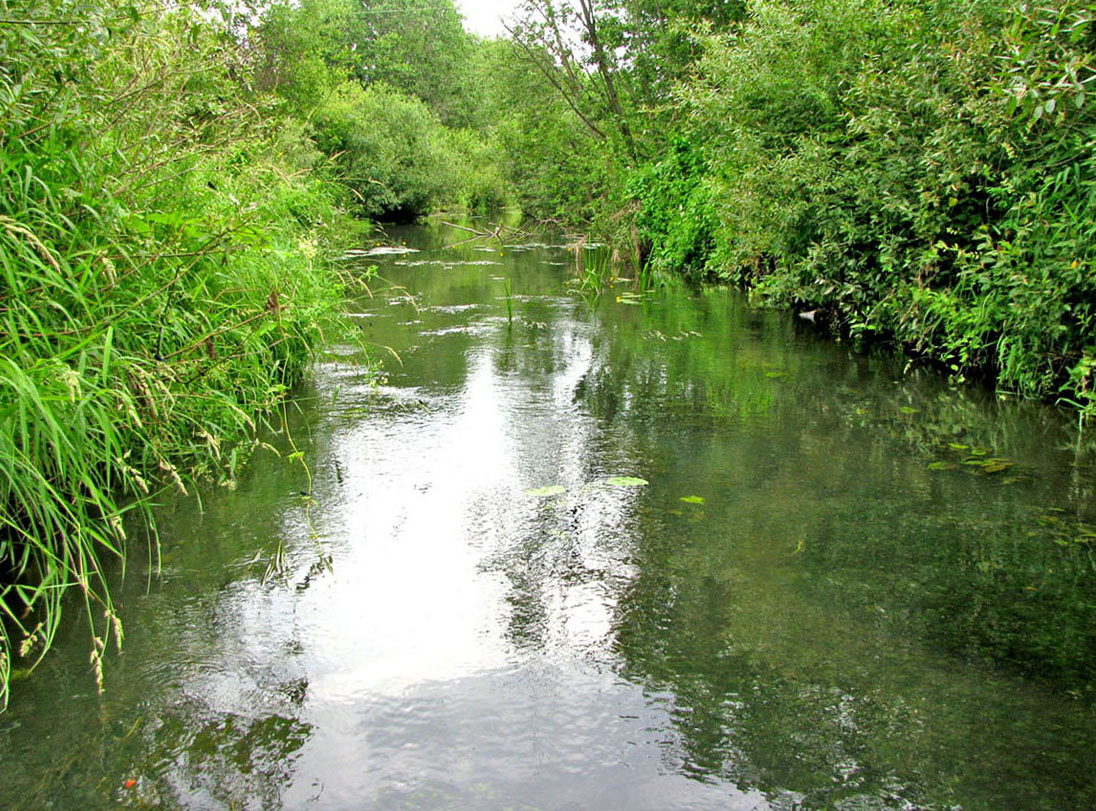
[0,0,352,708]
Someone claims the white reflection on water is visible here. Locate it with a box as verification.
[264,315,761,807]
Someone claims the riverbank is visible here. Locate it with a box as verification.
[0,2,355,708]
[603,0,1095,421]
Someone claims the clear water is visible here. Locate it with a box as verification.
[2,221,1094,809]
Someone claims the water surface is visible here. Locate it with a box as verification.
[2,221,1094,809]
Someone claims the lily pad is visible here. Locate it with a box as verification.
[680,495,706,504]
[607,476,648,487]
[525,485,565,497]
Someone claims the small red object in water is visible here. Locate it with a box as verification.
[124,779,137,789]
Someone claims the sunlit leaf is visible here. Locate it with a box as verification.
[526,485,565,497]
[680,495,705,504]
[607,476,647,487]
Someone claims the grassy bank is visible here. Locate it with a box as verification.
[0,1,354,707]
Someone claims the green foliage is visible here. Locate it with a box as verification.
[475,37,615,221]
[312,81,464,219]
[632,0,1096,416]
[254,0,475,125]
[627,138,717,281]
[0,0,351,708]
[254,0,507,219]
[443,127,510,213]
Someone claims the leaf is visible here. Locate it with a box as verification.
[900,406,919,414]
[526,485,565,497]
[680,495,705,504]
[928,461,959,471]
[607,476,647,487]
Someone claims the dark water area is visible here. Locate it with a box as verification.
[2,220,1095,809]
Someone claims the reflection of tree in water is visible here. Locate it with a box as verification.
[567,291,1096,808]
[610,467,1095,805]
[144,699,312,808]
[611,547,930,808]
[475,485,635,656]
[12,690,312,809]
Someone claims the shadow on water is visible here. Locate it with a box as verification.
[1,218,1094,809]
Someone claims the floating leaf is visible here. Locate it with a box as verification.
[680,495,705,504]
[928,461,959,471]
[947,442,969,451]
[607,476,647,487]
[900,406,919,414]
[525,485,565,497]
[764,371,785,378]
[980,459,1013,474]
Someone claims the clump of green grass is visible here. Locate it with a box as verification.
[0,0,357,708]
[567,239,619,297]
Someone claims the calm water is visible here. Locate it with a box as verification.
[2,221,1095,809]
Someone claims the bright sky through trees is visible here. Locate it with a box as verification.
[456,0,520,37]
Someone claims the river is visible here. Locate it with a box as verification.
[1,220,1094,809]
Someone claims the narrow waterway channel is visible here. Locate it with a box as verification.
[1,221,1094,809]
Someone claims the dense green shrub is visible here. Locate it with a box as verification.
[646,0,1095,415]
[312,81,465,219]
[627,137,717,280]
[445,127,511,213]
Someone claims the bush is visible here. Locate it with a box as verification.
[655,0,1095,415]
[627,137,718,281]
[312,81,465,219]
